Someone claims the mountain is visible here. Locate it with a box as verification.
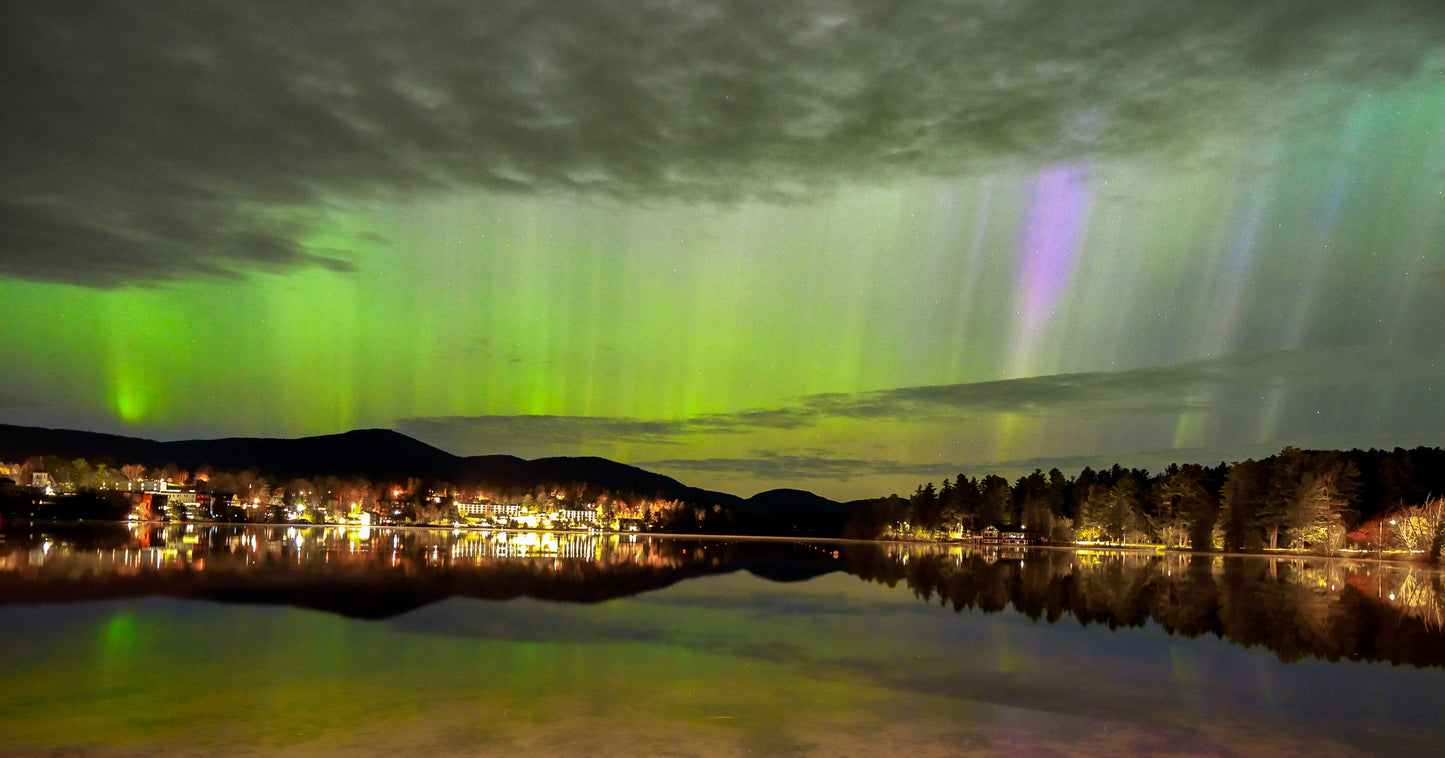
[0,424,457,482]
[729,488,851,537]
[738,488,849,515]
[453,454,738,506]
[0,423,739,506]
[0,424,169,467]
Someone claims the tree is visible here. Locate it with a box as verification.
[937,477,964,533]
[1111,471,1149,544]
[1390,495,1445,556]
[950,475,982,533]
[121,463,147,484]
[1154,463,1218,549]
[1015,470,1057,535]
[1151,469,1188,548]
[1219,459,1266,551]
[1047,468,1072,523]
[1285,454,1360,553]
[908,483,940,536]
[979,475,1012,527]
[1075,481,1113,543]
[936,478,955,533]
[1260,447,1308,549]
[843,495,905,540]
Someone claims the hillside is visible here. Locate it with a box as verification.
[0,423,743,508]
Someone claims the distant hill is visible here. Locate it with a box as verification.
[728,488,851,537]
[737,488,851,515]
[0,424,171,468]
[0,423,741,507]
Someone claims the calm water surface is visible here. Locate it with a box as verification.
[2,522,1442,757]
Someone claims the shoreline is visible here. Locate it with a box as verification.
[5,516,1436,565]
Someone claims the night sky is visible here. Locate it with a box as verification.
[3,1,1443,500]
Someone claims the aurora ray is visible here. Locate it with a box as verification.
[2,1,1443,500]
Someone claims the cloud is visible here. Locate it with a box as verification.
[398,347,1440,456]
[635,451,942,482]
[639,433,1445,488]
[802,347,1440,421]
[632,452,1002,485]
[5,1,1445,285]
[0,391,42,412]
[396,415,705,451]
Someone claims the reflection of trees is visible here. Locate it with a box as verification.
[846,544,1445,668]
[6,524,1445,667]
[0,525,846,618]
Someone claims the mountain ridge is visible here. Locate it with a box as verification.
[0,423,807,510]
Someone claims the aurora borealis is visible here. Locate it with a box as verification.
[2,1,1443,499]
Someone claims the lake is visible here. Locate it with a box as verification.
[2,522,1442,756]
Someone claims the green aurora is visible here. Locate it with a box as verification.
[2,2,1443,499]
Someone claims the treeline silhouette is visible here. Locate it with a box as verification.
[845,446,1445,556]
[5,425,1444,549]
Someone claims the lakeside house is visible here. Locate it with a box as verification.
[977,524,1043,546]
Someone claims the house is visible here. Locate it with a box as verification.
[977,524,1043,546]
[1000,528,1042,546]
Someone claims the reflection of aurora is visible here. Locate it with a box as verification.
[3,522,1444,665]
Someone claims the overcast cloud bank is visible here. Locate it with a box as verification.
[5,1,1445,285]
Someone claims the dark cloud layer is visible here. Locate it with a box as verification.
[803,347,1437,421]
[5,1,1444,285]
[633,452,952,483]
[398,347,1440,471]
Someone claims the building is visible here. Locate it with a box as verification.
[977,525,1043,546]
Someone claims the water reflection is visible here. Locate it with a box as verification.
[3,522,1443,666]
[850,543,1445,667]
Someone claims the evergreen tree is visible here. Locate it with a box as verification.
[952,475,982,533]
[1219,459,1266,551]
[1075,481,1112,542]
[1154,463,1218,549]
[1047,468,1072,523]
[1110,470,1146,543]
[908,483,939,536]
[978,475,1012,527]
[1260,447,1307,549]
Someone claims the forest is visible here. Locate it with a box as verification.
[844,446,1445,558]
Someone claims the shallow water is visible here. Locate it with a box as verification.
[2,523,1441,756]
